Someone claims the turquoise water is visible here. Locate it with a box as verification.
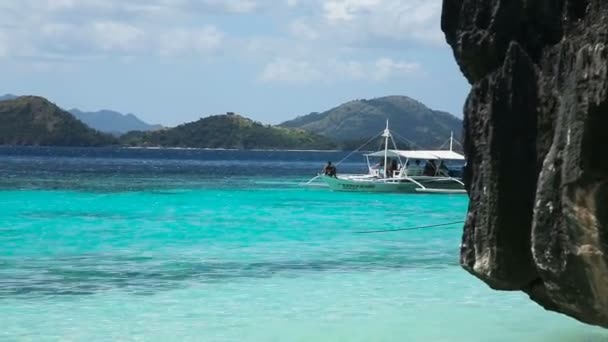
[0,148,606,341]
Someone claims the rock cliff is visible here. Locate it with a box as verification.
[442,0,608,327]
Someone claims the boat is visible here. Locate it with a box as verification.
[305,122,466,194]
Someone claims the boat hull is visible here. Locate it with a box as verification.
[320,175,466,194]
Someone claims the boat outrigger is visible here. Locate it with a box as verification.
[306,122,466,194]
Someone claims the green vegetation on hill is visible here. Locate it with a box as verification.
[280,95,462,149]
[0,96,116,146]
[0,94,461,150]
[120,114,336,150]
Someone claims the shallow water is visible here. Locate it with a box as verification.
[0,147,605,341]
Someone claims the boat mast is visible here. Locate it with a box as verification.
[383,120,390,178]
[449,131,453,152]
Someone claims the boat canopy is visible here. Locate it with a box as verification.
[365,149,465,160]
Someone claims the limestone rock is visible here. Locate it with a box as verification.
[442,0,608,327]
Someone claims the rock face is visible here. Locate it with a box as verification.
[442,0,608,327]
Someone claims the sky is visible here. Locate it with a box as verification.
[0,0,470,126]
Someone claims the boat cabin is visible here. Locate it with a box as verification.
[364,150,465,179]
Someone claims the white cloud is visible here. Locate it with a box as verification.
[159,26,223,56]
[373,57,420,80]
[259,57,421,84]
[26,0,261,16]
[44,0,75,11]
[208,0,258,13]
[0,3,229,62]
[295,0,444,47]
[323,0,380,22]
[260,58,324,83]
[0,0,443,76]
[40,23,73,36]
[289,19,319,40]
[0,0,257,62]
[194,26,224,52]
[92,21,145,52]
[0,33,7,58]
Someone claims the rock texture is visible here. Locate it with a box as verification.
[442,0,608,327]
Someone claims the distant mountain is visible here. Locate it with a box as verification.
[121,113,336,150]
[69,109,162,135]
[280,95,462,149]
[0,94,18,102]
[0,96,116,146]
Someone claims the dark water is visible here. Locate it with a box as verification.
[0,147,365,191]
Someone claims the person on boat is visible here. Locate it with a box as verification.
[322,161,337,178]
[423,160,437,176]
[391,160,399,176]
[322,161,332,175]
[329,164,337,177]
[384,158,393,177]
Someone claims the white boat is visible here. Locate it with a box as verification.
[306,122,466,194]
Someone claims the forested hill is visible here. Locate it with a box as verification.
[280,95,462,148]
[0,96,116,146]
[120,113,337,150]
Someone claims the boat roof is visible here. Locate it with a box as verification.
[365,149,465,160]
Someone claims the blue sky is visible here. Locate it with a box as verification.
[0,0,470,126]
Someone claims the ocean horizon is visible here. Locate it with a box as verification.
[1,147,605,341]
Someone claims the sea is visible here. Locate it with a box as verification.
[0,147,605,341]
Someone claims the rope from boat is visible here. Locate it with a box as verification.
[392,131,464,152]
[437,140,449,151]
[354,220,464,234]
[391,131,423,150]
[334,131,383,166]
[438,136,464,151]
[304,175,321,185]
